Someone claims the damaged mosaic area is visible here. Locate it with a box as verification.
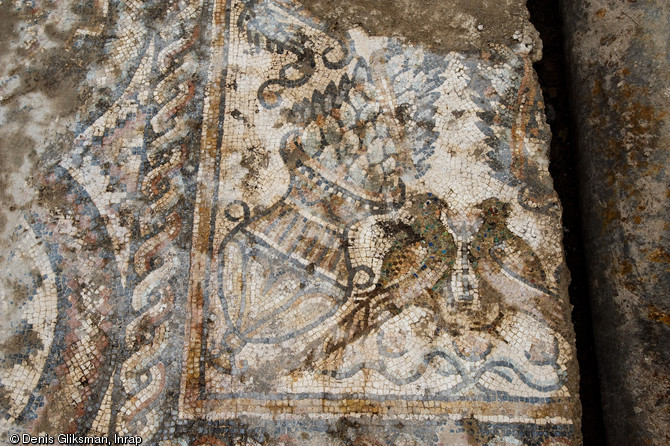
[0,0,580,444]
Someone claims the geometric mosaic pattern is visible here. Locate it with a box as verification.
[0,0,581,444]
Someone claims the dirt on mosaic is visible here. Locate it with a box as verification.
[1,0,582,445]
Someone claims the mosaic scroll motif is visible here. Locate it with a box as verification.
[201,0,571,404]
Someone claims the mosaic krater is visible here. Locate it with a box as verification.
[0,0,581,444]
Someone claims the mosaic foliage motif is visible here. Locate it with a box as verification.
[0,0,580,444]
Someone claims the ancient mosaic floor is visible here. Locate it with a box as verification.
[1,0,581,444]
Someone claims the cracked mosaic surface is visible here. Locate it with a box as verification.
[0,0,580,444]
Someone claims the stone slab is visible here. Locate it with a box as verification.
[561,0,670,444]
